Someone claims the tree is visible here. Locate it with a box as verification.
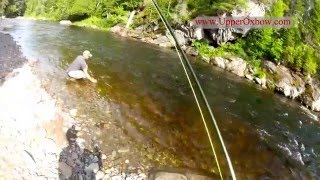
[0,0,9,15]
[4,0,26,17]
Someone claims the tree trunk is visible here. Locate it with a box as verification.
[126,10,136,29]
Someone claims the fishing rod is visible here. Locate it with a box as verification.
[149,0,237,179]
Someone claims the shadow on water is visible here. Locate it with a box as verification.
[1,19,320,179]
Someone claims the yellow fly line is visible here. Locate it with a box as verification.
[149,0,237,179]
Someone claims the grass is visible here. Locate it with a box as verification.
[73,16,126,30]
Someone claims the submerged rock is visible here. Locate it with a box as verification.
[59,20,72,25]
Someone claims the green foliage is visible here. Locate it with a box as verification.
[10,0,320,76]
[24,0,140,24]
[192,40,246,59]
[74,15,125,29]
[269,0,288,17]
[187,0,246,17]
[3,0,26,17]
[0,0,9,15]
[254,68,266,79]
[307,0,320,51]
[189,0,319,76]
[232,0,319,75]
[136,0,178,26]
[192,41,216,58]
[270,38,283,62]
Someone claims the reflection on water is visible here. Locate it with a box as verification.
[1,19,320,178]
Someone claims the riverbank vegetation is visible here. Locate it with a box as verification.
[192,0,319,76]
[1,0,319,76]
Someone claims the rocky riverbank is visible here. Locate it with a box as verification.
[0,32,25,84]
[0,62,149,180]
[107,23,320,114]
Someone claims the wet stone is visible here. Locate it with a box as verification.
[96,170,105,180]
[111,150,117,160]
[71,152,78,159]
[58,161,72,178]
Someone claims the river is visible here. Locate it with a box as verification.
[1,19,319,179]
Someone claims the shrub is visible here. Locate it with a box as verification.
[254,68,266,79]
[74,15,125,29]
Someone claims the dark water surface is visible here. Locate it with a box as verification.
[1,19,320,179]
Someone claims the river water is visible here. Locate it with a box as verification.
[1,19,320,179]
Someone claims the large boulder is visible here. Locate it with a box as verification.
[254,77,267,88]
[185,46,199,56]
[263,61,305,99]
[231,1,266,17]
[175,30,188,45]
[263,61,277,74]
[210,28,237,45]
[110,25,123,33]
[153,35,170,45]
[299,79,320,111]
[159,42,174,48]
[59,20,72,25]
[263,61,320,111]
[225,57,247,77]
[190,1,265,44]
[166,30,188,46]
[127,30,143,39]
[211,57,247,77]
[193,27,205,40]
[211,57,226,69]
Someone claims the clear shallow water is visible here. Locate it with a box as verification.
[1,19,320,179]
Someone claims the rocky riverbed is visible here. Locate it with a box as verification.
[0,32,149,179]
[0,30,218,179]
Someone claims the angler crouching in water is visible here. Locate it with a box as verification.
[66,50,97,83]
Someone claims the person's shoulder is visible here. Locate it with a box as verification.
[75,55,83,60]
[77,55,86,61]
